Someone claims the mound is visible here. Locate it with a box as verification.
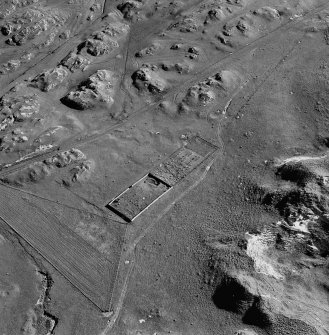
[1,148,87,185]
[101,17,129,38]
[60,52,90,72]
[217,70,241,89]
[0,129,28,153]
[181,69,242,110]
[169,15,202,33]
[160,61,192,74]
[205,8,226,23]
[0,59,21,74]
[185,85,215,106]
[0,92,40,131]
[70,159,95,183]
[31,66,70,92]
[0,0,39,19]
[61,70,116,110]
[117,1,142,20]
[132,65,168,94]
[0,52,34,74]
[135,42,160,58]
[79,38,119,57]
[2,5,69,47]
[198,70,241,92]
[76,12,128,57]
[253,7,281,21]
[235,17,254,36]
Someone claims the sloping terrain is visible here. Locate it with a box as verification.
[0,0,329,334]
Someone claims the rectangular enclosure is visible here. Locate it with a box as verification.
[185,135,218,157]
[106,174,171,222]
[151,136,218,187]
[150,148,204,187]
[106,136,218,222]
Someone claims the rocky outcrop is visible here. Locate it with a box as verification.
[210,153,329,335]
